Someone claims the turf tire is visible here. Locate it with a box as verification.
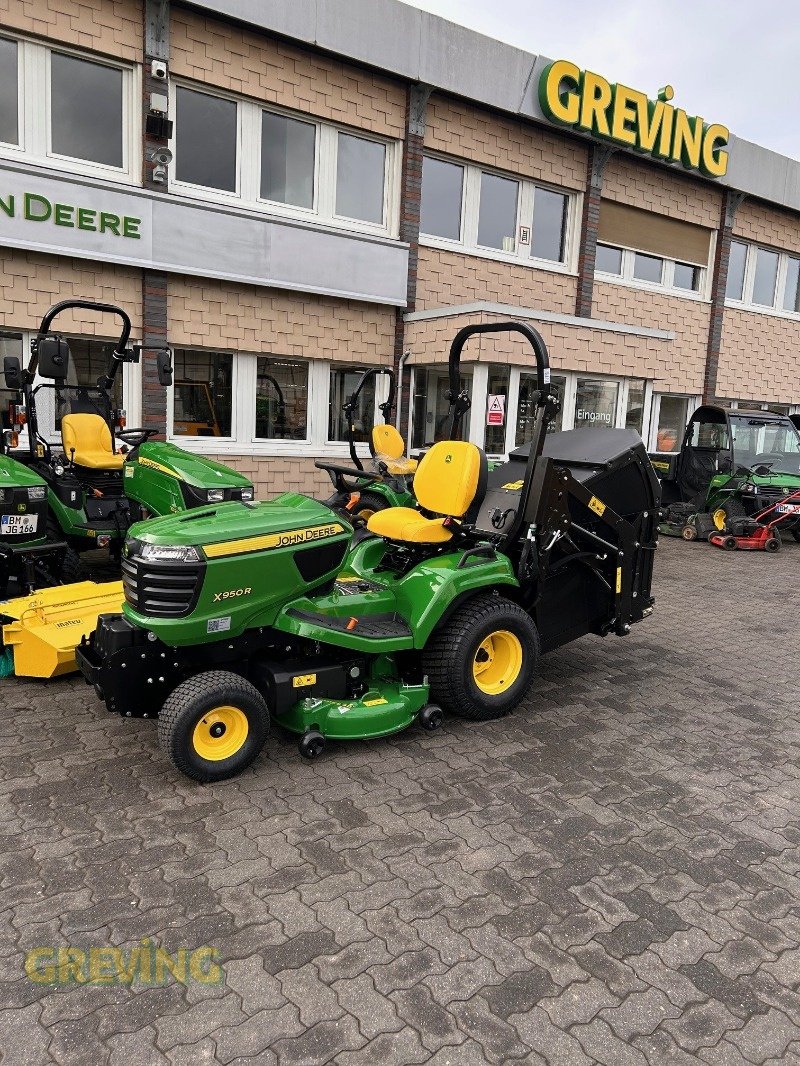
[423,596,539,722]
[158,670,269,783]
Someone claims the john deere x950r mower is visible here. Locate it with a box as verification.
[77,322,660,783]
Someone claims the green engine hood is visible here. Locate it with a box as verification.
[0,454,47,488]
[128,493,349,551]
[134,441,252,488]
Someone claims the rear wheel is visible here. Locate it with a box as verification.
[722,535,738,551]
[423,597,539,721]
[792,529,800,543]
[158,670,269,782]
[681,524,697,541]
[712,498,747,532]
[765,532,782,553]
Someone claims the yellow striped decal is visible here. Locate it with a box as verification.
[203,522,345,559]
[137,456,176,478]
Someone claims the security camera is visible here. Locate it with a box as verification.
[151,60,168,80]
[150,147,173,166]
[152,165,168,185]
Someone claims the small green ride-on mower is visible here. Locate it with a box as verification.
[77,321,659,783]
[317,367,418,523]
[651,404,800,545]
[3,299,254,567]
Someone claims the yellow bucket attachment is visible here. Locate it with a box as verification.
[1,581,125,679]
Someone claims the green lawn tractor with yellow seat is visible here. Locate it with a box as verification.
[76,320,660,783]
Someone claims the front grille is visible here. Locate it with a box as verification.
[122,552,204,618]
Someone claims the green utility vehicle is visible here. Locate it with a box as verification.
[652,405,800,542]
[2,300,254,569]
[317,367,419,522]
[77,321,660,783]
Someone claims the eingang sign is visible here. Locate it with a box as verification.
[539,60,730,178]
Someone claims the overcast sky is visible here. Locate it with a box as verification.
[402,0,798,160]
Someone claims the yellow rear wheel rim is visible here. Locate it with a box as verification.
[472,630,524,695]
[192,705,249,761]
[712,507,727,531]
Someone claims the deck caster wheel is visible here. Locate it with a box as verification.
[681,524,697,541]
[418,704,444,731]
[299,729,326,759]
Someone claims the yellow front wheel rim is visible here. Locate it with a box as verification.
[712,508,727,531]
[192,706,249,761]
[472,630,524,695]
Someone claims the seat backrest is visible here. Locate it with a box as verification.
[678,447,717,497]
[413,440,487,518]
[371,423,406,461]
[61,413,114,459]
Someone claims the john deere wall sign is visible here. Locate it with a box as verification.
[0,192,141,239]
[539,60,730,178]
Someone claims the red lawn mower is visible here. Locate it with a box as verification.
[708,489,800,553]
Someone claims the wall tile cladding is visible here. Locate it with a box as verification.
[0,0,143,61]
[405,311,669,383]
[602,153,722,228]
[169,8,406,138]
[733,198,800,253]
[168,278,395,364]
[206,453,331,498]
[592,281,710,393]
[0,249,142,334]
[415,248,577,315]
[424,95,588,190]
[717,309,800,404]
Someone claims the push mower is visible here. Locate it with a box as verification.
[658,505,715,542]
[708,488,800,552]
[77,320,660,783]
[316,367,418,523]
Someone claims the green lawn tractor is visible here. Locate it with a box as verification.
[0,445,65,596]
[77,320,660,783]
[3,299,254,568]
[651,405,800,543]
[317,367,420,523]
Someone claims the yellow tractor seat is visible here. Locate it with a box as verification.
[371,424,418,476]
[61,413,124,471]
[367,440,487,545]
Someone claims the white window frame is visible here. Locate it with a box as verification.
[725,239,800,322]
[0,32,140,185]
[647,393,702,452]
[596,242,709,301]
[165,351,386,458]
[419,151,581,276]
[169,79,401,239]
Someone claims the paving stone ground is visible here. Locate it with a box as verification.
[1,536,799,1065]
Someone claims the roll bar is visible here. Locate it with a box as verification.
[31,300,133,383]
[446,320,551,439]
[343,367,396,471]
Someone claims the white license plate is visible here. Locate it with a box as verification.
[776,502,800,514]
[1,514,38,535]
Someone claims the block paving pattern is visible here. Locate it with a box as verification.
[1,538,799,1064]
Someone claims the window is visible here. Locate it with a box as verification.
[531,188,568,262]
[655,395,689,452]
[633,252,663,284]
[50,53,123,168]
[726,240,747,300]
[260,112,315,209]
[66,338,123,409]
[478,172,518,251]
[516,373,566,443]
[175,87,237,192]
[596,243,622,275]
[172,350,233,437]
[752,247,779,306]
[328,367,376,442]
[419,154,573,268]
[255,358,309,440]
[625,380,646,434]
[782,257,800,313]
[484,366,510,455]
[0,38,18,146]
[575,378,619,429]
[420,156,463,241]
[412,368,472,450]
[336,133,386,224]
[673,262,700,291]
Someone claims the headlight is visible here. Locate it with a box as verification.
[241,487,254,501]
[27,486,46,501]
[207,488,225,503]
[53,461,65,477]
[140,543,201,563]
[740,482,756,494]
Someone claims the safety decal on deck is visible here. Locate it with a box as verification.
[588,496,606,516]
[502,480,524,490]
[363,697,389,706]
[292,673,317,688]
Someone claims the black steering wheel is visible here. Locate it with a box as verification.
[117,427,158,448]
[751,453,783,472]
